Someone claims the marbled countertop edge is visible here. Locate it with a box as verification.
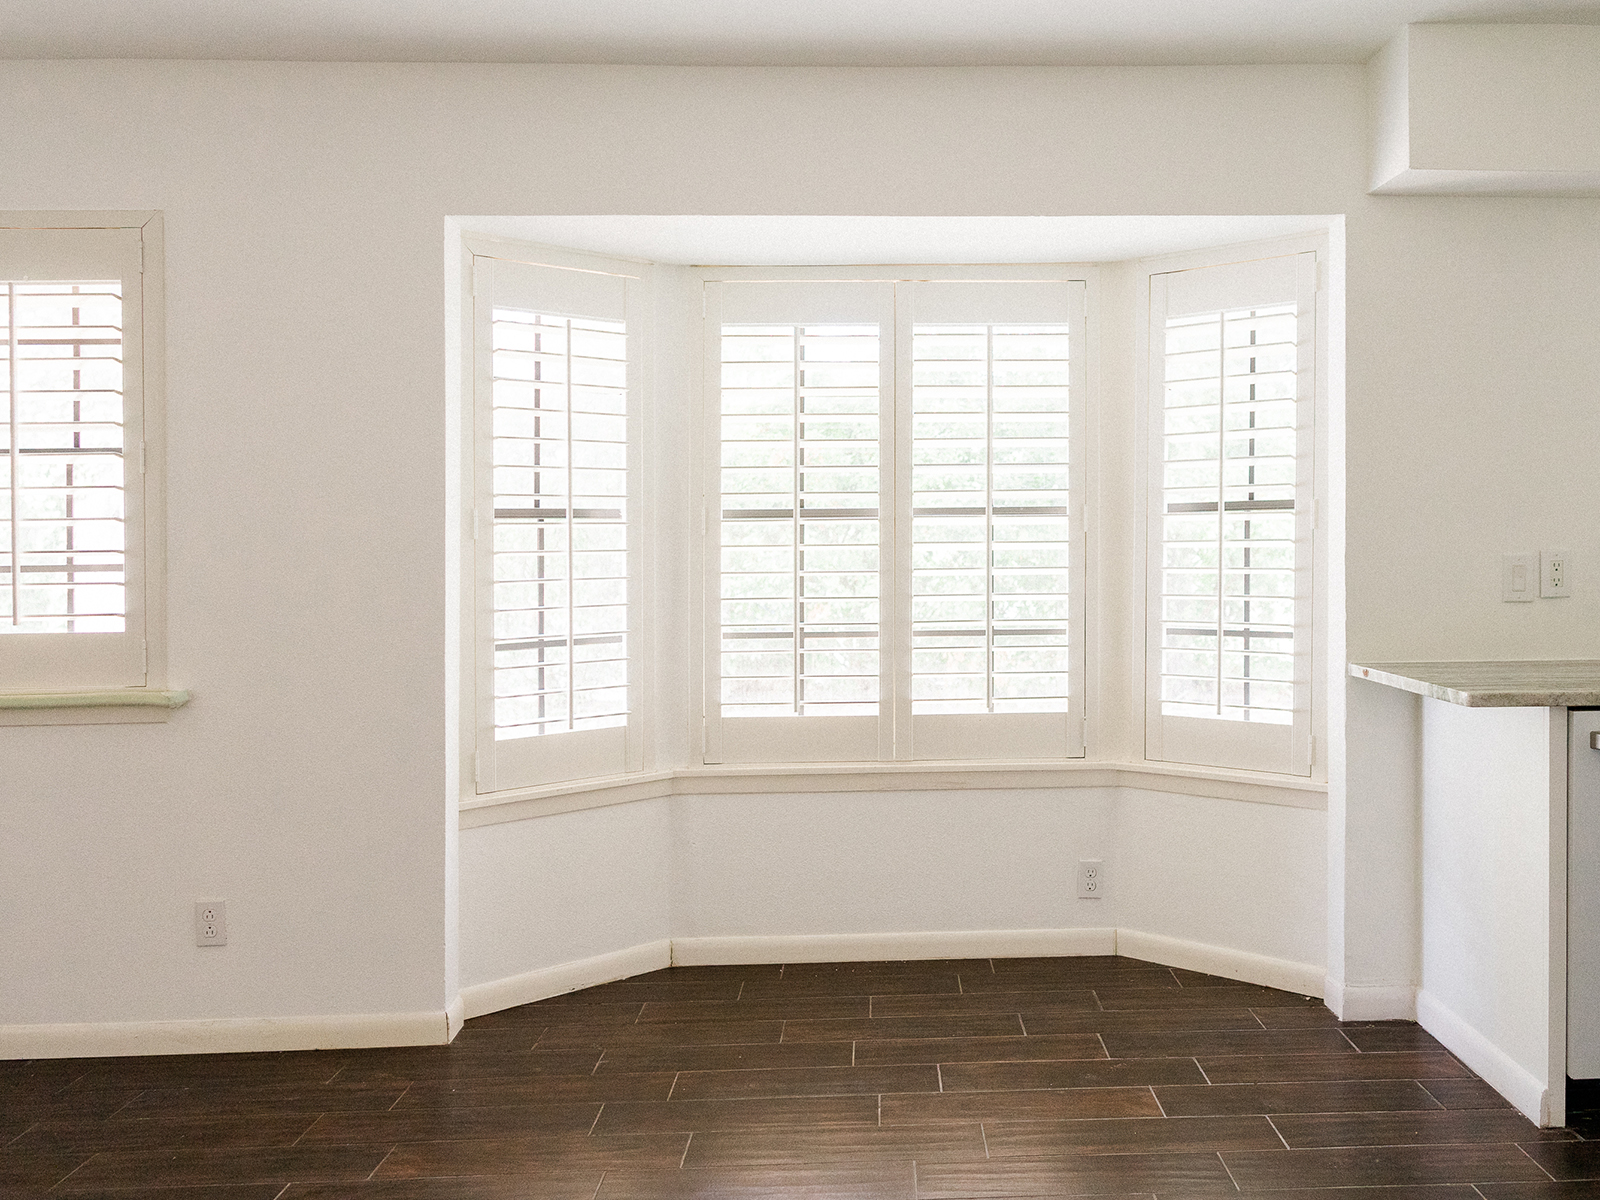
[1348,660,1600,708]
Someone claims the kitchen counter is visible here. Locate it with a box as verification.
[1349,660,1600,708]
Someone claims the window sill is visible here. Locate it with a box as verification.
[0,689,190,726]
[460,758,1328,829]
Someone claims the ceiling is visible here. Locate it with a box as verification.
[4,0,1599,65]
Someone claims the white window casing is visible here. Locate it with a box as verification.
[471,249,647,791]
[703,272,1087,766]
[1145,251,1318,776]
[0,220,160,697]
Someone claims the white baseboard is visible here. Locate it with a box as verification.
[1114,929,1325,998]
[1416,989,1549,1125]
[670,927,1118,966]
[1324,979,1416,1022]
[459,939,671,1020]
[6,927,1326,1054]
[0,1009,453,1060]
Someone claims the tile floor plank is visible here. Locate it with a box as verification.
[371,1131,692,1177]
[679,1123,987,1167]
[913,1151,1238,1196]
[1269,1108,1571,1148]
[1220,1144,1553,1189]
[669,1064,939,1100]
[1196,1051,1471,1083]
[1152,1079,1445,1116]
[852,1033,1107,1066]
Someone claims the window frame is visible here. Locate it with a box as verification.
[696,265,1092,767]
[466,237,653,793]
[0,212,167,721]
[1138,241,1326,778]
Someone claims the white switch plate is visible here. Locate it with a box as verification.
[1541,549,1571,598]
[1503,554,1537,602]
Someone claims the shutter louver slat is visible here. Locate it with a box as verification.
[1,280,126,634]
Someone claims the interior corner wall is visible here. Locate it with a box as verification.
[458,800,671,991]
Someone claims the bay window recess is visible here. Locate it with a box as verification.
[1145,252,1317,776]
[471,250,645,791]
[703,274,1087,766]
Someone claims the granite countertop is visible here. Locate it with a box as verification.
[1349,660,1600,707]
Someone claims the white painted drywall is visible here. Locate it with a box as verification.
[1418,701,1563,1121]
[669,789,1121,938]
[0,57,1594,1046]
[1370,24,1600,193]
[458,800,671,989]
[1114,789,1326,970]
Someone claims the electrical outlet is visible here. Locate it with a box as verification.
[194,900,227,947]
[1077,859,1104,899]
[1542,549,1571,598]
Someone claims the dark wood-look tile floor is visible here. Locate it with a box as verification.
[2,956,1594,1198]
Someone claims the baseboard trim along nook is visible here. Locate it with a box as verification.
[670,928,1118,966]
[1113,929,1325,998]
[0,1008,455,1059]
[1325,980,1418,1022]
[459,939,672,1020]
[1416,988,1550,1125]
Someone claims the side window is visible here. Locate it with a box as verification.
[0,220,160,697]
[471,250,644,792]
[1145,252,1317,775]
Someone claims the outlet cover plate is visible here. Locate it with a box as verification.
[194,900,227,947]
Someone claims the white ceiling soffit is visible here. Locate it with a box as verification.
[455,216,1336,266]
[3,0,1598,64]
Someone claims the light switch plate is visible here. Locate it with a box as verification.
[1503,554,1537,602]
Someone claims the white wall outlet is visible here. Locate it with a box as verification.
[1502,553,1537,602]
[194,900,227,947]
[1077,859,1104,899]
[1541,549,1571,598]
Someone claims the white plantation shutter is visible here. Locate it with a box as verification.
[707,281,893,764]
[703,274,1085,765]
[0,227,147,691]
[902,280,1085,760]
[1146,253,1316,775]
[473,252,643,791]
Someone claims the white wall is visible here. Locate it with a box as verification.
[459,801,670,989]
[670,789,1119,940]
[1115,789,1325,970]
[1372,24,1600,193]
[1,58,1596,1044]
[1418,702,1564,1123]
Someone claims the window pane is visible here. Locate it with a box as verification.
[1159,304,1298,724]
[720,324,880,717]
[911,324,1070,715]
[0,281,126,633]
[492,310,627,740]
